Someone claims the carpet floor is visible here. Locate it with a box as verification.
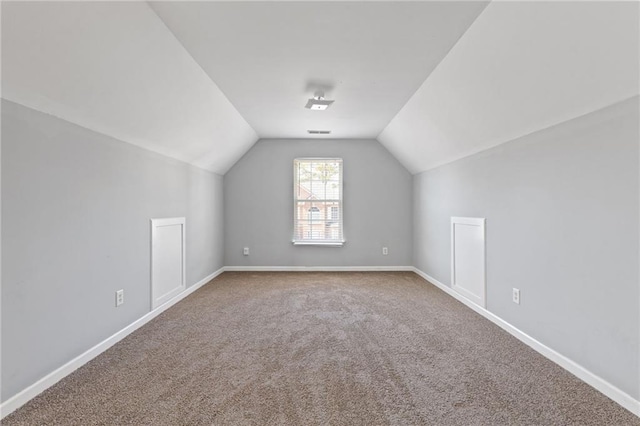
[3,272,638,425]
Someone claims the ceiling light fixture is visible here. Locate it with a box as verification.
[305,91,334,111]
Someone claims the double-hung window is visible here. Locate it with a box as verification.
[293,158,344,245]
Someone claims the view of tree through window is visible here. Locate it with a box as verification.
[293,158,343,244]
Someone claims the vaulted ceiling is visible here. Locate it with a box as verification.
[379,1,640,173]
[2,1,638,175]
[1,1,257,174]
[149,1,488,140]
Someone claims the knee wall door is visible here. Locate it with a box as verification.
[151,217,186,309]
[451,217,486,308]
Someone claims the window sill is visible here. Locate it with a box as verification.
[292,240,345,247]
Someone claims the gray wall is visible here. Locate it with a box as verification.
[1,100,225,402]
[224,139,412,267]
[413,97,639,398]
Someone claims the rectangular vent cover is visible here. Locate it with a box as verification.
[307,130,331,134]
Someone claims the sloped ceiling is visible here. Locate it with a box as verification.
[378,1,640,174]
[2,2,638,176]
[149,1,488,139]
[1,1,258,175]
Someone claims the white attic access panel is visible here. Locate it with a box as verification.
[451,217,486,308]
[151,218,186,309]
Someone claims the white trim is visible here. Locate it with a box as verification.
[224,266,414,272]
[293,158,344,245]
[4,266,637,419]
[450,217,485,226]
[450,217,486,308]
[292,241,345,247]
[412,267,640,418]
[0,268,224,419]
[150,217,186,309]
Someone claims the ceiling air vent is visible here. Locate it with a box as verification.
[307,130,331,135]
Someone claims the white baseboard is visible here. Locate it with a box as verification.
[0,267,225,419]
[411,267,640,417]
[224,266,414,272]
[4,266,638,419]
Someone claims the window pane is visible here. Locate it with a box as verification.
[325,182,340,200]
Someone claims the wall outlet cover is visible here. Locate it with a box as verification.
[116,289,124,307]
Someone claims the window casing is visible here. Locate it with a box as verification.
[293,158,344,245]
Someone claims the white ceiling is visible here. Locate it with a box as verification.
[149,1,488,139]
[379,1,640,174]
[2,1,638,176]
[1,1,257,175]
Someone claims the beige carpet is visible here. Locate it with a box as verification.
[3,272,638,425]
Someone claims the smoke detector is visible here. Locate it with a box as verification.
[305,91,334,111]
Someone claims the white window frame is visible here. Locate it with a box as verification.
[292,158,344,246]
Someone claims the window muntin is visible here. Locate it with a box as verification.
[293,158,344,245]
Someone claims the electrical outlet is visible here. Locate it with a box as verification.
[382,247,388,256]
[243,247,250,256]
[512,288,520,305]
[116,289,124,307]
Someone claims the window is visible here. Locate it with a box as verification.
[293,158,343,245]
